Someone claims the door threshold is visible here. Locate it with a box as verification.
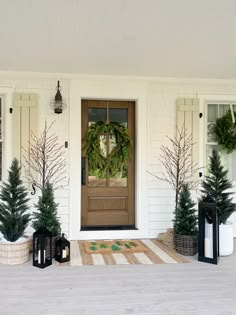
[81,225,137,231]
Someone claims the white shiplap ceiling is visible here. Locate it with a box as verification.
[1,0,236,79]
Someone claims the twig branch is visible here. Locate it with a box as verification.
[22,120,67,191]
[147,125,200,211]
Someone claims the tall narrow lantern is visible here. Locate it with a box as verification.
[33,229,52,268]
[198,202,219,265]
[55,233,70,263]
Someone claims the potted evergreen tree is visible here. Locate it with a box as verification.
[173,183,198,255]
[32,181,61,257]
[199,149,235,256]
[0,159,31,264]
[22,122,66,256]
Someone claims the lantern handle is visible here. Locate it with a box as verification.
[62,233,68,239]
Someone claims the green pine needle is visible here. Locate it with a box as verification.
[0,158,30,242]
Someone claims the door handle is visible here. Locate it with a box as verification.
[81,157,86,185]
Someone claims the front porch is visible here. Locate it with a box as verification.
[0,243,235,315]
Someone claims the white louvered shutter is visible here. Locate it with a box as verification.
[176,98,200,183]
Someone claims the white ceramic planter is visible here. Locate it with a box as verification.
[219,222,234,256]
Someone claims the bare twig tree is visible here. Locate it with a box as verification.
[147,126,199,211]
[22,121,67,191]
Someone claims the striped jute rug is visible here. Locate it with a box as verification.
[70,239,190,266]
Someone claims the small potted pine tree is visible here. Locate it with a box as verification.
[0,158,31,264]
[22,122,66,256]
[32,181,61,257]
[173,183,198,256]
[199,149,235,256]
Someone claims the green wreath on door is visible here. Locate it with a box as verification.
[83,121,131,177]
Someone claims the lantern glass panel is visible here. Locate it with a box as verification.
[33,229,52,268]
[55,235,70,263]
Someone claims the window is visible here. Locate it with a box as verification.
[0,97,2,181]
[206,102,236,181]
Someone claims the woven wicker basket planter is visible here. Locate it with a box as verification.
[0,238,30,265]
[174,233,198,256]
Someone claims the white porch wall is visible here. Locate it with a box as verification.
[0,75,70,236]
[1,72,236,239]
[147,81,236,237]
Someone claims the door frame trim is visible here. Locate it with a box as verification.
[69,78,149,240]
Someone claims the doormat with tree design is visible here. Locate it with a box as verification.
[84,240,147,254]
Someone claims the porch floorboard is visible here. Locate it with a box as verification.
[0,241,235,314]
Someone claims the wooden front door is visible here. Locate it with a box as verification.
[81,100,135,228]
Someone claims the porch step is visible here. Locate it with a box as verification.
[158,228,174,249]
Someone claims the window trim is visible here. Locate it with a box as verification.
[0,87,14,182]
[204,99,236,183]
[0,96,3,181]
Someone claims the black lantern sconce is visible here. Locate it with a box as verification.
[55,233,70,263]
[50,81,67,114]
[33,229,52,268]
[198,202,219,265]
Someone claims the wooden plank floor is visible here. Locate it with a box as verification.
[0,241,236,315]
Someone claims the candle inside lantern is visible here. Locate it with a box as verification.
[204,238,213,258]
[38,250,41,264]
[62,249,67,258]
[205,221,213,258]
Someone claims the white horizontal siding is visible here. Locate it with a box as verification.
[1,73,236,239]
[0,77,70,237]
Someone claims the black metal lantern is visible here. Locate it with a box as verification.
[33,229,52,268]
[50,81,67,114]
[55,233,70,263]
[198,202,219,265]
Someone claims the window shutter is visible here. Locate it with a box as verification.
[12,93,38,187]
[176,98,200,183]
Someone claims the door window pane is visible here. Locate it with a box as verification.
[109,164,128,187]
[109,108,128,127]
[88,108,107,186]
[108,108,128,187]
[88,108,106,124]
[88,169,106,187]
[87,107,129,187]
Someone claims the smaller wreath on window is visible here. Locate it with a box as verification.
[83,121,131,176]
[213,110,236,153]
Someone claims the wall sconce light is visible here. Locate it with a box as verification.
[50,81,67,114]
